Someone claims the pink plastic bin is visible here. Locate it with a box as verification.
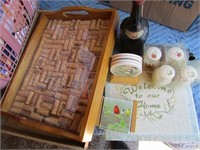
[0,0,38,90]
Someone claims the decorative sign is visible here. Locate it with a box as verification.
[100,97,133,133]
[105,72,199,135]
[117,82,175,122]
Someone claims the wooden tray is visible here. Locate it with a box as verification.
[1,6,118,142]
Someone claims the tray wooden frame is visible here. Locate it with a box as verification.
[1,6,119,143]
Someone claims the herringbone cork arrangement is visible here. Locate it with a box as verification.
[9,18,110,134]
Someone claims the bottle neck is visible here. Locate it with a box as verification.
[129,1,143,26]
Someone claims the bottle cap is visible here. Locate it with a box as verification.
[146,47,162,61]
[110,59,142,77]
[168,47,184,61]
[158,65,175,80]
[135,0,145,5]
[181,66,198,82]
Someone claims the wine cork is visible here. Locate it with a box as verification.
[96,19,101,30]
[71,82,84,90]
[30,112,44,122]
[63,40,69,50]
[57,101,66,116]
[69,19,76,30]
[57,27,63,39]
[35,57,43,68]
[44,38,54,44]
[12,101,24,109]
[33,89,44,95]
[35,82,47,90]
[20,110,31,118]
[49,49,56,60]
[28,73,35,86]
[74,68,82,82]
[68,39,74,50]
[53,50,59,61]
[61,109,75,120]
[44,71,51,84]
[14,95,26,102]
[52,44,63,50]
[70,114,82,131]
[77,117,84,133]
[68,50,76,62]
[42,95,55,104]
[33,74,40,86]
[35,95,43,108]
[90,19,96,30]
[36,107,49,116]
[70,98,79,112]
[22,104,35,112]
[54,92,68,101]
[51,20,57,30]
[44,90,55,97]
[78,98,88,106]
[26,91,35,104]
[51,72,62,78]
[30,93,38,106]
[55,60,62,72]
[82,29,88,40]
[89,39,96,50]
[76,105,86,114]
[57,87,69,95]
[40,101,53,110]
[45,117,59,126]
[52,78,61,91]
[45,60,56,66]
[74,19,80,30]
[17,90,29,97]
[44,65,55,71]
[65,95,75,110]
[10,107,21,114]
[52,25,59,39]
[66,74,74,88]
[58,117,72,129]
[60,60,68,72]
[77,29,83,40]
[47,77,56,90]
[51,99,60,115]
[69,89,82,97]
[47,20,52,29]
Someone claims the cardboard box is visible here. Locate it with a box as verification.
[100,0,200,31]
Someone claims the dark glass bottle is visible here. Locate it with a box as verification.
[120,0,149,56]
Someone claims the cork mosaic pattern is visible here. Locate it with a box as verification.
[9,19,110,134]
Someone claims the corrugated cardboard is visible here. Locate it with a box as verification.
[100,0,200,31]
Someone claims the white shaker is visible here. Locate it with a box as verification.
[153,65,176,87]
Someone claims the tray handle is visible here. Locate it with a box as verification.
[57,6,104,18]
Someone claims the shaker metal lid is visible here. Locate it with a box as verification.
[146,47,162,61]
[158,65,175,80]
[168,47,184,61]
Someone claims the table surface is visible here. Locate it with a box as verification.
[39,0,200,140]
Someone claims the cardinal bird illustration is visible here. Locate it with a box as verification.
[113,105,120,115]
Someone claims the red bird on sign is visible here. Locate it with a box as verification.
[113,105,120,114]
